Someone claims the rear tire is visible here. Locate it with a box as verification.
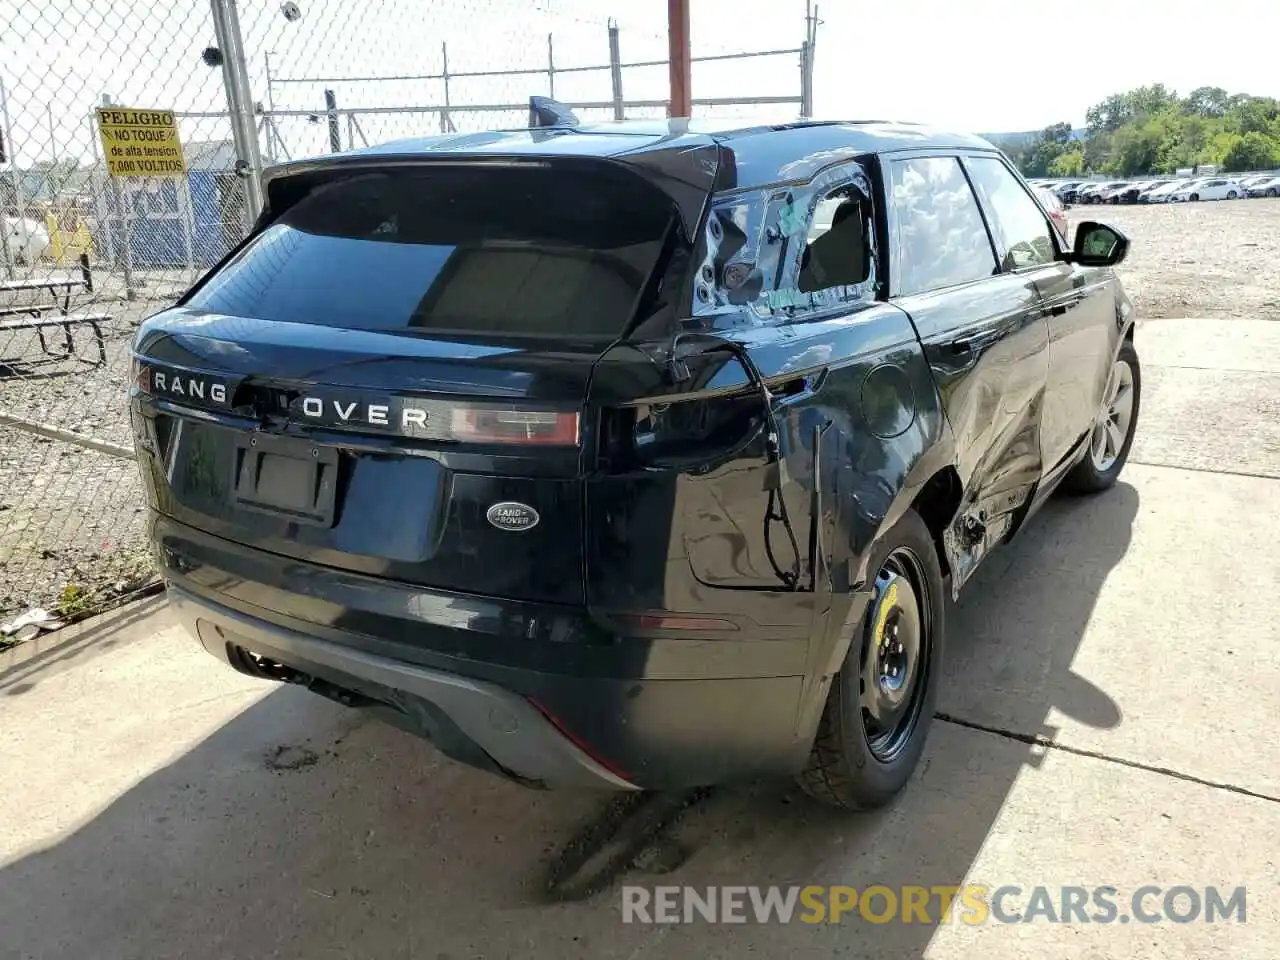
[797,508,944,810]
[1062,340,1142,495]
[1227,191,1238,199]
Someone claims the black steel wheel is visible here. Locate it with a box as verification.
[798,508,944,810]
[859,549,932,763]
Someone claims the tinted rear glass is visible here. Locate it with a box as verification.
[187,166,673,339]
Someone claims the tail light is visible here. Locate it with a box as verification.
[603,392,766,470]
[451,407,579,446]
[131,356,151,394]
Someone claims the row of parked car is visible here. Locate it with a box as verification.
[1029,174,1280,205]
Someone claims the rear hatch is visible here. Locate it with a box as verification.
[132,155,702,606]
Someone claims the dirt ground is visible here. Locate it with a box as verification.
[2,198,1279,620]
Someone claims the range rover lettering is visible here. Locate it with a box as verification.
[131,104,1139,808]
[147,369,230,406]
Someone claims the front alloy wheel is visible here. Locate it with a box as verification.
[1063,339,1142,494]
[1089,358,1137,472]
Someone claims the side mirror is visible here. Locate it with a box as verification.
[1065,221,1129,267]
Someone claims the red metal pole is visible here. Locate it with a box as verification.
[667,0,691,118]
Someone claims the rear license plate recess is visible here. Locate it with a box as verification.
[232,432,339,527]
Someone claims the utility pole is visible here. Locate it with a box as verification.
[667,0,691,118]
[210,0,264,221]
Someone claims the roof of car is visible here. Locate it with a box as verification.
[270,118,1000,191]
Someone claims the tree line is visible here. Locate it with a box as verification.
[997,85,1280,178]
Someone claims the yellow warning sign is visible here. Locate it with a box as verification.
[96,108,186,178]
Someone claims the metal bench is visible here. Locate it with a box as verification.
[0,277,84,315]
[0,263,107,366]
[0,312,111,366]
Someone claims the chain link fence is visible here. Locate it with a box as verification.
[0,0,817,623]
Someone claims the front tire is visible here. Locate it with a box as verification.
[1062,339,1142,494]
[797,508,944,809]
[1189,193,1200,201]
[1227,191,1238,199]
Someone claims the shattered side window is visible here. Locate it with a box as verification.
[690,161,879,327]
[792,186,875,300]
[770,162,879,316]
[689,191,774,325]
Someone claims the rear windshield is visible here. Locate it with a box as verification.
[186,166,674,339]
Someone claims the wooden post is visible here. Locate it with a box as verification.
[667,0,691,118]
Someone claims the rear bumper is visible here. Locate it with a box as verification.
[172,586,638,790]
[158,515,816,791]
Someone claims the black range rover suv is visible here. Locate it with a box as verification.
[131,107,1139,808]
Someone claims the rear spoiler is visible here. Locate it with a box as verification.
[181,140,720,311]
[173,96,724,314]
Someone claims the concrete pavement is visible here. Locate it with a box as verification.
[1,316,1277,959]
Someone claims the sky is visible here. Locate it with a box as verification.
[809,0,1275,132]
[0,0,1276,168]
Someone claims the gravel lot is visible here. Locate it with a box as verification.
[2,198,1279,620]
[0,299,160,622]
[1068,197,1280,321]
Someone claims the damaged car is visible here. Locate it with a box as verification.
[130,103,1139,809]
